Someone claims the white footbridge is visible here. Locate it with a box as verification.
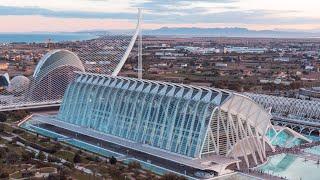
[245,93,320,136]
[0,10,143,112]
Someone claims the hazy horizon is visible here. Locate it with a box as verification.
[0,0,320,33]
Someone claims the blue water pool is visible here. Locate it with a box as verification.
[306,135,320,142]
[21,122,122,158]
[257,153,320,180]
[266,129,305,148]
[123,158,198,179]
[304,146,320,156]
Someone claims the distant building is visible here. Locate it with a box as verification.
[0,62,9,70]
[215,63,227,68]
[274,57,290,62]
[298,87,320,100]
[224,46,266,54]
[155,48,185,59]
[305,65,314,70]
[0,73,10,89]
[175,46,220,54]
[145,44,169,49]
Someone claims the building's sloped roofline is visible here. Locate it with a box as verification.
[74,71,231,105]
[220,93,272,136]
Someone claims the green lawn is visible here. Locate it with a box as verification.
[54,150,75,162]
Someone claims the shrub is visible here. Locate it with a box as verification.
[12,129,24,134]
[128,161,141,170]
[63,161,74,169]
[0,170,9,178]
[36,151,46,161]
[0,112,7,122]
[161,173,187,180]
[21,151,34,162]
[109,156,117,165]
[73,153,81,163]
[48,155,61,163]
[5,151,20,164]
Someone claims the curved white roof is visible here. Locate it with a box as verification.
[9,75,30,93]
[33,49,85,80]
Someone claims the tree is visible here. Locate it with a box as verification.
[48,155,61,163]
[36,151,46,161]
[0,147,7,159]
[161,173,187,180]
[128,161,141,170]
[21,151,33,162]
[0,112,7,122]
[51,143,62,153]
[57,166,71,180]
[47,174,60,180]
[9,110,29,121]
[109,156,117,165]
[108,166,122,178]
[63,162,74,169]
[73,153,81,163]
[0,124,5,133]
[21,170,34,178]
[6,152,20,164]
[0,169,9,178]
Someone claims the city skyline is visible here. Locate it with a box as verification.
[0,0,320,32]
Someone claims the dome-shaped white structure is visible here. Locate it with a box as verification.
[33,49,85,81]
[28,49,85,102]
[9,75,30,93]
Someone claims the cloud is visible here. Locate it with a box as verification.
[133,0,238,13]
[0,6,136,19]
[0,4,319,27]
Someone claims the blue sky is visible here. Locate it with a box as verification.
[0,0,319,32]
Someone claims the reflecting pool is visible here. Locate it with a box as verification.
[21,122,122,157]
[304,146,320,156]
[258,153,320,180]
[266,129,303,148]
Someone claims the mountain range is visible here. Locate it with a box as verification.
[143,27,320,38]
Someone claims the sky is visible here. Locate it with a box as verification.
[0,0,320,33]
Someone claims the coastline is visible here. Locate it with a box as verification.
[0,32,98,43]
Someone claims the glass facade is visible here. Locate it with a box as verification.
[58,73,228,158]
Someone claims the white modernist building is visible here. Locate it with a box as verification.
[42,72,309,174]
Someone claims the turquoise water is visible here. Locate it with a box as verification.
[21,122,122,158]
[306,135,320,142]
[258,153,320,180]
[213,173,258,180]
[0,33,97,43]
[304,146,320,156]
[123,158,199,180]
[266,129,303,148]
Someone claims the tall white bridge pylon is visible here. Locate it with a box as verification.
[0,10,143,112]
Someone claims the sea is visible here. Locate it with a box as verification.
[0,33,98,43]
